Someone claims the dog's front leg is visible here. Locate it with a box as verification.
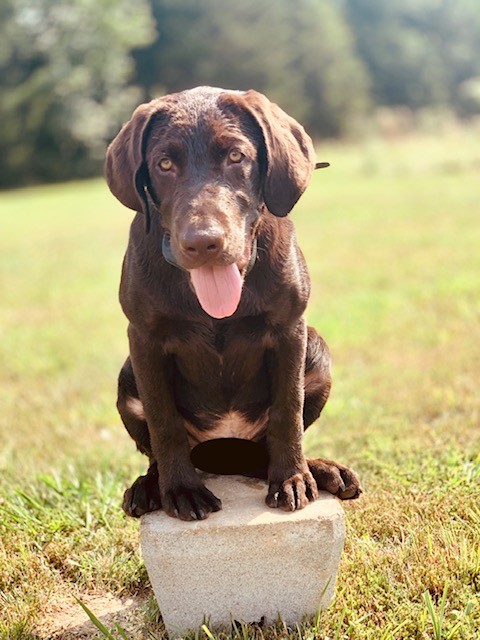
[266,317,318,511]
[128,326,222,520]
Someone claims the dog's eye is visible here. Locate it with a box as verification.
[159,158,173,171]
[228,149,244,164]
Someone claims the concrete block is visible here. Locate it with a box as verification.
[141,475,346,638]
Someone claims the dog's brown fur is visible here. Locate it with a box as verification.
[106,87,362,521]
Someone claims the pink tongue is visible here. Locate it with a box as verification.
[190,263,243,318]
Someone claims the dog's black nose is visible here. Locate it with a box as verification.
[180,227,225,259]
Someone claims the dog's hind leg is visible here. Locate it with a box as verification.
[117,357,151,456]
[117,357,162,516]
[303,326,332,428]
[303,328,363,500]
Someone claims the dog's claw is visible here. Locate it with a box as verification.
[122,468,162,518]
[266,472,317,512]
[308,458,362,501]
[338,481,363,500]
[161,483,222,521]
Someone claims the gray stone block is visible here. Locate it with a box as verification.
[141,475,346,638]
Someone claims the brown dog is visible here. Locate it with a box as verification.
[106,87,361,520]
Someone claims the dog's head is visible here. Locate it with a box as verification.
[106,87,318,318]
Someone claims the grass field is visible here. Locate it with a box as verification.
[1,131,479,639]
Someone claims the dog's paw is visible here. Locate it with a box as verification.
[266,469,318,511]
[307,458,363,500]
[122,468,162,518]
[161,482,222,521]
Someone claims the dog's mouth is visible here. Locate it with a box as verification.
[162,234,256,319]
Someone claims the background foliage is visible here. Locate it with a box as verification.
[1,0,480,188]
[0,0,154,187]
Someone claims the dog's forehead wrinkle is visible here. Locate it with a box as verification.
[149,96,257,171]
[174,86,242,116]
[165,89,224,129]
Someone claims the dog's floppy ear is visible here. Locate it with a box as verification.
[237,90,317,217]
[105,99,165,231]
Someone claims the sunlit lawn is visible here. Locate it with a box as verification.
[1,130,479,639]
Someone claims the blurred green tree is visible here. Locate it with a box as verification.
[0,0,154,187]
[132,0,370,137]
[3,0,479,187]
[343,0,480,114]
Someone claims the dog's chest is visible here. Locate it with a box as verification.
[184,409,268,447]
[170,318,274,382]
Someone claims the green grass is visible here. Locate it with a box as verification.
[1,130,479,638]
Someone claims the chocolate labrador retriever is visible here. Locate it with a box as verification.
[106,86,362,520]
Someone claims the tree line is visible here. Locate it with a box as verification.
[1,0,479,188]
